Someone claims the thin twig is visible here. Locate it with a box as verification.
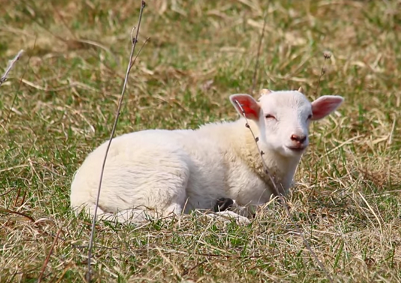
[0,187,19,197]
[358,192,383,233]
[86,1,146,282]
[313,51,332,96]
[234,101,283,196]
[249,12,268,96]
[0,207,35,222]
[156,247,182,280]
[233,100,333,282]
[38,227,63,283]
[182,259,208,276]
[130,37,151,71]
[0,49,24,86]
[3,39,35,128]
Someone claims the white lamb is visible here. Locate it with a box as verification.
[70,89,343,223]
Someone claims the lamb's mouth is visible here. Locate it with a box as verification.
[286,146,306,153]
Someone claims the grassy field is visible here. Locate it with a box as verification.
[1,0,401,282]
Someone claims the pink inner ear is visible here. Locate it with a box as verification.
[232,95,260,120]
[311,96,344,120]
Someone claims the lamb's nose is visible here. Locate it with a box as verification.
[291,134,306,144]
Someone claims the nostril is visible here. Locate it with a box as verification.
[291,134,306,144]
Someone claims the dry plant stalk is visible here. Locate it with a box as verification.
[37,227,63,283]
[249,11,268,96]
[0,207,35,222]
[313,51,332,95]
[233,100,333,282]
[0,49,24,87]
[86,1,146,281]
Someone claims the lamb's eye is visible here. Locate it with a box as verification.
[307,114,312,119]
[265,114,276,119]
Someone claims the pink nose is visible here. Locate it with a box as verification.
[291,134,306,144]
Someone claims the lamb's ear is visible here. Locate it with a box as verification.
[230,94,261,121]
[311,95,344,120]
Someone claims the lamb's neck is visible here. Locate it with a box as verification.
[196,118,301,194]
[230,119,301,194]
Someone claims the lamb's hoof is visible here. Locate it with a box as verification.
[214,197,234,212]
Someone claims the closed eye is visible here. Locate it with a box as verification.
[265,114,276,120]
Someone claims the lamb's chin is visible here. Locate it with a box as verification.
[278,145,306,157]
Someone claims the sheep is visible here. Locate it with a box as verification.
[70,89,343,223]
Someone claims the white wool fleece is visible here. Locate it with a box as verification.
[70,90,344,223]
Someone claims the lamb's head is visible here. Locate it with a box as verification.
[230,89,344,158]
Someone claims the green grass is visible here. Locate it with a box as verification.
[1,0,401,282]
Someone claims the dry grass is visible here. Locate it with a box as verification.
[1,0,401,282]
